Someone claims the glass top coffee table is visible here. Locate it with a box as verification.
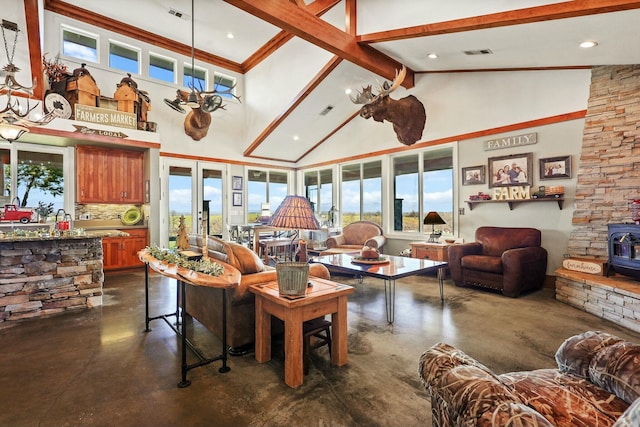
[311,253,447,323]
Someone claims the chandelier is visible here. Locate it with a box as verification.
[0,20,58,142]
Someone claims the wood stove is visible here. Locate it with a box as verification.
[607,223,640,280]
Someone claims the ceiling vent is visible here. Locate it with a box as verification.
[168,8,190,20]
[464,49,493,56]
[319,105,334,116]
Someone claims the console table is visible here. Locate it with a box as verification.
[139,250,241,388]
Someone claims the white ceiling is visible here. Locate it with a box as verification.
[13,1,640,162]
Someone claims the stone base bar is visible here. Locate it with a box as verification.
[0,237,103,326]
[556,267,640,333]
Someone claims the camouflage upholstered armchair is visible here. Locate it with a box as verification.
[419,331,640,427]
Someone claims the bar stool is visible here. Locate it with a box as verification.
[303,317,332,375]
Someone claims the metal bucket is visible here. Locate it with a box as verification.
[276,262,309,297]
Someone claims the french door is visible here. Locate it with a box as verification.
[160,158,226,248]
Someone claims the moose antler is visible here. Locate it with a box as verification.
[350,66,406,106]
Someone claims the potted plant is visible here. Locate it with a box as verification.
[35,201,54,223]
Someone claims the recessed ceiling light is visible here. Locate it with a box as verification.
[345,88,352,95]
[293,135,299,141]
[427,53,438,59]
[227,32,234,39]
[580,41,598,48]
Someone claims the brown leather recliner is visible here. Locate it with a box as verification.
[185,235,330,353]
[448,226,547,297]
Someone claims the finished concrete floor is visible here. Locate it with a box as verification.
[2,269,640,427]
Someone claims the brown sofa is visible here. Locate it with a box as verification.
[448,226,547,297]
[185,235,330,353]
[325,220,386,252]
[419,330,640,427]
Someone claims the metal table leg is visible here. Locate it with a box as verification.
[437,267,445,303]
[384,278,395,323]
[178,279,191,388]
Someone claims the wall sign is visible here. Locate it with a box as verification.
[72,125,128,139]
[484,132,537,151]
[74,104,137,130]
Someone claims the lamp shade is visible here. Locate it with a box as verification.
[268,195,319,230]
[423,211,446,225]
[0,122,29,142]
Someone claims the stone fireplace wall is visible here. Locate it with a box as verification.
[568,65,640,258]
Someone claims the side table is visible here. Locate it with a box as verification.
[250,278,354,388]
[410,242,452,262]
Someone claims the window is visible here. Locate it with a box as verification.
[168,166,192,248]
[422,147,454,235]
[392,146,453,234]
[340,161,381,227]
[184,64,206,90]
[109,41,140,74]
[304,169,332,216]
[62,27,98,63]
[213,72,237,99]
[202,168,223,236]
[393,154,419,232]
[149,53,176,83]
[247,169,288,222]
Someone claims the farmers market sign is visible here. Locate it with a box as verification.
[74,104,137,130]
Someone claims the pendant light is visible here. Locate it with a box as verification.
[186,0,200,109]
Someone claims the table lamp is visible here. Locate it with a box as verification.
[268,195,320,262]
[424,211,446,243]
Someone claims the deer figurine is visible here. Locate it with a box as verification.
[350,66,426,146]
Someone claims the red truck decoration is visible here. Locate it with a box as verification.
[1,205,33,223]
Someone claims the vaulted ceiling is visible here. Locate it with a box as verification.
[15,1,640,162]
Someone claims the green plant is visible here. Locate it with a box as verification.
[35,201,54,219]
[145,245,224,276]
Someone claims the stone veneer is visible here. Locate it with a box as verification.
[568,65,640,257]
[556,269,640,333]
[0,237,103,326]
[560,65,640,332]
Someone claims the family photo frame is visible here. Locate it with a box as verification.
[462,165,486,185]
[488,152,533,188]
[540,155,571,179]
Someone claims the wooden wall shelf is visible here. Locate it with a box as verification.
[465,198,564,211]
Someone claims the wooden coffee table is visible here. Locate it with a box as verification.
[311,253,447,323]
[250,277,354,388]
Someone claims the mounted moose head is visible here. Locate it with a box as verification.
[164,81,240,141]
[350,66,426,146]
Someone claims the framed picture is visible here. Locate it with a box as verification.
[540,155,571,180]
[462,165,486,185]
[232,192,242,206]
[488,152,533,188]
[232,176,243,190]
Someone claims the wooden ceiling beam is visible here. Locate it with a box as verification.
[224,0,414,88]
[243,0,340,72]
[359,0,640,43]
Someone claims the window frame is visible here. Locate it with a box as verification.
[108,39,141,75]
[60,25,99,64]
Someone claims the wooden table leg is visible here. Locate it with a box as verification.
[254,296,271,363]
[283,308,304,388]
[331,295,349,366]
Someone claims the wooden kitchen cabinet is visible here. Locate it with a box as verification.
[77,146,144,203]
[102,229,148,271]
[410,242,452,262]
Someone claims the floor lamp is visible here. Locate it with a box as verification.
[424,211,446,243]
